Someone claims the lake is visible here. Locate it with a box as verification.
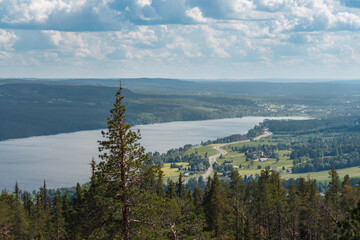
[0,116,307,191]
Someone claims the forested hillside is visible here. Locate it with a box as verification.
[0,82,261,140]
[2,78,360,141]
[1,166,359,239]
[0,86,359,239]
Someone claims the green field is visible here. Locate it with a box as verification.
[162,162,190,178]
[161,133,360,183]
[280,166,360,181]
[162,162,205,182]
[185,145,218,158]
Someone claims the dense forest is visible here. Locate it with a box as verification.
[1,86,359,240]
[2,167,360,239]
[0,82,265,141]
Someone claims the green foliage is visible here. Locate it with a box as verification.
[3,83,360,239]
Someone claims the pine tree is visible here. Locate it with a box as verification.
[51,193,65,240]
[326,166,341,209]
[176,172,185,198]
[42,180,48,210]
[338,200,360,240]
[22,191,32,216]
[96,84,151,239]
[33,187,50,239]
[166,180,177,199]
[286,180,300,240]
[341,174,357,210]
[69,183,85,239]
[60,193,73,239]
[155,165,164,196]
[270,171,286,240]
[203,172,226,237]
[324,166,342,238]
[193,187,203,214]
[14,181,19,201]
[229,169,245,240]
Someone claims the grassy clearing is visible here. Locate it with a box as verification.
[163,162,190,178]
[185,145,218,158]
[281,166,360,181]
[219,137,293,173]
[223,140,277,150]
[162,162,205,182]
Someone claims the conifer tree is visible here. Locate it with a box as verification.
[14,181,19,201]
[22,191,32,217]
[341,174,357,210]
[166,180,177,199]
[338,200,360,240]
[61,193,71,239]
[326,166,341,209]
[176,172,185,198]
[33,187,50,239]
[96,84,151,240]
[51,193,65,240]
[286,180,300,240]
[203,172,226,237]
[229,169,245,240]
[42,180,48,210]
[193,186,203,214]
[69,183,85,239]
[155,165,164,196]
[324,166,342,237]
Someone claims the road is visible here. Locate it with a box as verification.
[201,130,273,181]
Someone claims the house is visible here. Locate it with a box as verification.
[259,158,269,162]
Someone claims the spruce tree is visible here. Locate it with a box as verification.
[203,172,226,237]
[286,180,300,240]
[51,193,65,240]
[155,165,164,196]
[326,166,341,209]
[96,84,151,240]
[166,180,177,199]
[229,169,245,240]
[14,181,19,201]
[176,172,185,198]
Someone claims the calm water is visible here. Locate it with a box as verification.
[0,116,307,190]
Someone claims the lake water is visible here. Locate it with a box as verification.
[0,116,307,191]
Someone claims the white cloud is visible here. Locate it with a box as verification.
[186,7,207,23]
[0,30,18,50]
[1,0,360,78]
[136,0,151,8]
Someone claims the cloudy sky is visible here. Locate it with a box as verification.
[1,0,360,79]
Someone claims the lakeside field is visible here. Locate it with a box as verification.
[280,166,360,181]
[164,134,360,183]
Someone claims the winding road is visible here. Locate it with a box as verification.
[201,130,273,180]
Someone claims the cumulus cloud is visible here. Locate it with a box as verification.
[0,0,360,32]
[0,30,18,50]
[0,0,120,31]
[1,0,360,78]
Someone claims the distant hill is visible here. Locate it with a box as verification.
[2,78,360,97]
[1,78,360,140]
[0,81,259,140]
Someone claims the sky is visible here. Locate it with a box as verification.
[1,0,360,80]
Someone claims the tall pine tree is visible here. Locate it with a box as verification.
[96,84,151,239]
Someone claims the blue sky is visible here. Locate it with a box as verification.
[1,0,360,79]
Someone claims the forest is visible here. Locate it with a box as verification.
[1,165,359,239]
[1,86,360,240]
[3,78,360,141]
